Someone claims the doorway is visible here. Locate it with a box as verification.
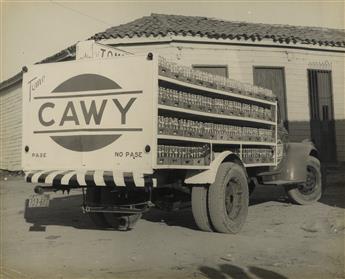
[307,70,336,162]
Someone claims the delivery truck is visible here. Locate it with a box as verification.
[22,52,322,233]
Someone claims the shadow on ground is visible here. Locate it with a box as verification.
[24,194,99,231]
[24,169,344,231]
[142,208,198,230]
[319,167,345,208]
[23,192,199,231]
[199,263,288,279]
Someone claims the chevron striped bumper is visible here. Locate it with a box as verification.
[25,170,157,188]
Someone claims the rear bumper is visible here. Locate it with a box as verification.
[25,170,157,188]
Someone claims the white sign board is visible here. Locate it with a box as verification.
[22,55,155,173]
[76,40,132,60]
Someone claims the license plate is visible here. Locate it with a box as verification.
[28,194,50,208]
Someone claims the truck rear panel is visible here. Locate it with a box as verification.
[22,55,157,181]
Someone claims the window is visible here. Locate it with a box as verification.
[192,65,228,78]
[253,67,288,129]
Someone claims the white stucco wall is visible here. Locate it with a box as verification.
[0,83,22,170]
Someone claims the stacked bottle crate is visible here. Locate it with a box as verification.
[158,87,275,122]
[157,57,277,167]
[157,145,211,166]
[242,148,274,164]
[158,57,276,102]
[158,116,275,142]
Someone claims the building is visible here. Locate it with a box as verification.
[1,13,344,170]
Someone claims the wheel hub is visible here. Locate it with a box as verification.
[225,178,242,219]
[299,166,317,194]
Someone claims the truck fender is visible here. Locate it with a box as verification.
[184,151,244,185]
[278,142,319,182]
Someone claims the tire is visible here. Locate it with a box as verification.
[191,186,213,232]
[126,214,142,229]
[208,162,249,234]
[104,213,142,231]
[248,180,256,197]
[285,156,322,205]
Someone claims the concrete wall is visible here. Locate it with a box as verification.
[0,83,22,170]
[121,42,345,161]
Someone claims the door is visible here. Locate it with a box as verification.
[253,67,288,129]
[307,70,336,162]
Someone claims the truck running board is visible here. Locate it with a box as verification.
[256,170,281,177]
[262,180,305,186]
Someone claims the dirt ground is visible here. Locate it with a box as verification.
[0,169,344,279]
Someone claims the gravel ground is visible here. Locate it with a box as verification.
[0,170,344,279]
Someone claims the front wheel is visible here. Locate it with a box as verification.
[285,156,322,205]
[208,162,249,234]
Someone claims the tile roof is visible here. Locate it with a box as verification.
[1,13,344,92]
[91,13,345,47]
[0,72,23,91]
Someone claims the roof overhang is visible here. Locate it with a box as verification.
[99,35,345,53]
[0,72,23,91]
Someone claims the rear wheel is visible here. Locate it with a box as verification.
[208,162,249,234]
[285,156,322,205]
[191,186,213,232]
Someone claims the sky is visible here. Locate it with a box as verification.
[1,1,344,82]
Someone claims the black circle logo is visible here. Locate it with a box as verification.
[50,74,122,152]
